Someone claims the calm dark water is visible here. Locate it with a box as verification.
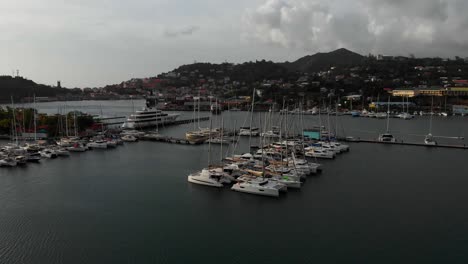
[1,101,468,263]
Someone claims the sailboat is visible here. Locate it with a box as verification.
[425,97,437,145]
[186,94,219,143]
[378,96,396,142]
[188,118,232,187]
[231,93,287,197]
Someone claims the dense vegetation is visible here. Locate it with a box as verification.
[0,106,95,137]
[0,76,81,102]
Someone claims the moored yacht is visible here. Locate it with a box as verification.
[122,93,180,129]
[0,157,18,167]
[305,148,335,159]
[87,140,108,149]
[121,135,138,142]
[231,179,285,197]
[424,134,437,145]
[67,143,87,152]
[378,133,396,142]
[188,168,231,187]
[239,127,259,136]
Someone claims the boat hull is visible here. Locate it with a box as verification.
[188,176,223,188]
[231,183,280,197]
[122,114,180,129]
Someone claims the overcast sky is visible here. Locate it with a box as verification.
[1,0,468,87]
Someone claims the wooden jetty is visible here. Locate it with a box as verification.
[341,137,468,150]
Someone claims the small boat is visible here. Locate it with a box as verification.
[239,127,259,136]
[397,112,414,119]
[39,149,58,159]
[0,157,17,167]
[375,112,387,119]
[424,134,437,145]
[106,139,118,148]
[87,140,108,149]
[210,103,222,115]
[54,148,70,157]
[185,131,209,143]
[67,143,87,152]
[15,156,28,166]
[120,130,145,137]
[26,152,42,162]
[378,133,396,142]
[205,137,230,145]
[121,135,138,142]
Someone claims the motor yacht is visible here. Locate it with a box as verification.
[122,94,179,129]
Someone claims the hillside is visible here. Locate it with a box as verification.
[283,48,365,73]
[0,76,75,102]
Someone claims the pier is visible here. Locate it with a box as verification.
[98,116,210,127]
[139,135,204,145]
[341,138,468,150]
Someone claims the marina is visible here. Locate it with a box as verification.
[0,100,467,263]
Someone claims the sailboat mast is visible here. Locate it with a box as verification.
[300,99,306,158]
[335,98,339,139]
[73,110,78,137]
[208,116,212,167]
[327,97,331,141]
[220,116,224,163]
[279,97,285,164]
[197,89,201,129]
[386,96,391,133]
[11,96,18,144]
[259,111,265,179]
[248,88,256,150]
[429,97,434,134]
[33,94,37,141]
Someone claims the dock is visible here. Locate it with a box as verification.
[341,138,468,150]
[100,116,210,127]
[139,135,204,145]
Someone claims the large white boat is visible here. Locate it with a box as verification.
[305,148,335,159]
[122,94,180,129]
[188,168,232,187]
[231,179,286,197]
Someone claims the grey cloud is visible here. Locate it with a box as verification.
[164,26,200,38]
[243,0,468,57]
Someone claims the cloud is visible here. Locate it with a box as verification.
[242,0,468,57]
[164,26,200,38]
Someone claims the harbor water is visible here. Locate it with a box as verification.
[0,100,467,263]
